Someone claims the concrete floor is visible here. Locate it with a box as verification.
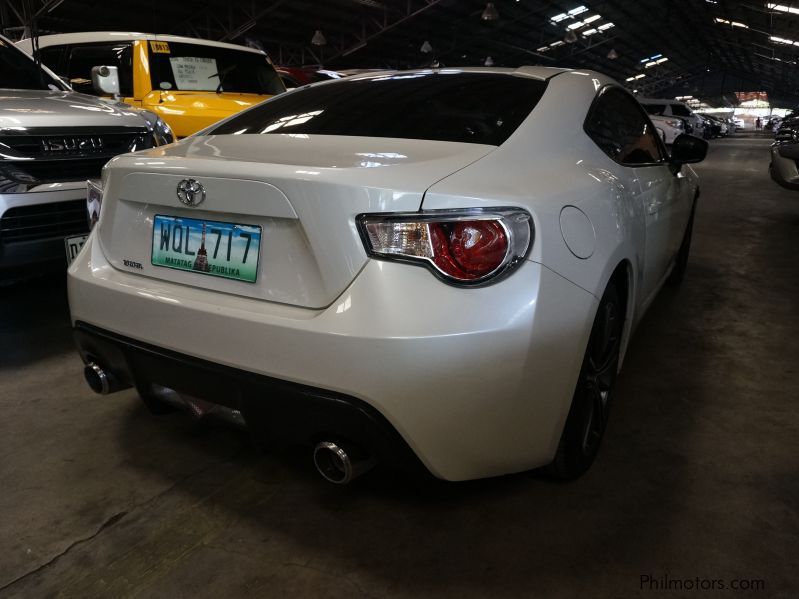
[1,134,797,598]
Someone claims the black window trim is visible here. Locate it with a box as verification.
[34,45,67,78]
[583,84,670,168]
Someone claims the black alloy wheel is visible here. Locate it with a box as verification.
[547,282,623,479]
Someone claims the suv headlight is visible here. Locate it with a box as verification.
[357,208,533,286]
[140,110,174,146]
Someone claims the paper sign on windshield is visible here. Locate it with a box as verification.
[168,56,219,91]
[150,41,170,54]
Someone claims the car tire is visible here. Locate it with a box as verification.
[666,202,696,286]
[546,282,623,480]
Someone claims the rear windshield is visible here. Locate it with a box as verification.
[209,72,548,146]
[642,103,667,116]
[148,41,284,95]
[0,38,62,91]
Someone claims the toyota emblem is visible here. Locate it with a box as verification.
[176,178,206,207]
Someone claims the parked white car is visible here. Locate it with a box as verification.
[649,114,685,144]
[638,98,704,137]
[68,67,707,483]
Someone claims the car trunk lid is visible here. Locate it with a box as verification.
[97,133,494,308]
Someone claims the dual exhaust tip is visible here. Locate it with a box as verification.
[313,441,377,484]
[83,362,128,395]
[84,362,377,484]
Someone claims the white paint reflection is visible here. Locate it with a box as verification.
[335,295,352,313]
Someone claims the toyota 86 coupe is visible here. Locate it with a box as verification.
[68,67,707,483]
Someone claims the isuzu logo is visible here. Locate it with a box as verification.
[40,136,104,153]
[176,178,206,207]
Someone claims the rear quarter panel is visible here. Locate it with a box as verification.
[422,70,644,305]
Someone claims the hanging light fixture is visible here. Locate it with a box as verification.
[420,40,433,53]
[484,56,494,66]
[311,30,327,46]
[481,2,499,21]
[607,48,619,59]
[564,30,578,44]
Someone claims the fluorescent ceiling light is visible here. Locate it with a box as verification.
[598,22,615,30]
[714,17,749,27]
[584,14,601,23]
[551,5,587,23]
[768,3,799,15]
[583,28,598,36]
[625,73,646,81]
[644,57,669,68]
[770,35,799,44]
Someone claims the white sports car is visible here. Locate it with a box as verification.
[68,67,707,483]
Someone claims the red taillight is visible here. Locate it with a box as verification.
[359,208,532,286]
[429,221,508,280]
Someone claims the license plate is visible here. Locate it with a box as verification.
[65,234,89,265]
[151,215,261,283]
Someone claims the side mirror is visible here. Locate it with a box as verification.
[91,65,120,96]
[670,134,707,169]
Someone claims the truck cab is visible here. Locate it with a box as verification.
[17,32,285,138]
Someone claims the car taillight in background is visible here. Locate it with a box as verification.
[358,208,533,286]
[86,178,103,230]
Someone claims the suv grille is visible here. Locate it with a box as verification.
[0,127,152,187]
[1,199,87,244]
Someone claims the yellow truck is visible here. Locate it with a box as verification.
[17,32,285,138]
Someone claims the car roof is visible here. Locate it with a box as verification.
[342,66,593,82]
[15,31,264,55]
[638,97,688,106]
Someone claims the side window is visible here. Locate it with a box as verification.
[670,103,691,117]
[584,87,666,166]
[36,46,66,76]
[66,43,133,97]
[642,103,666,116]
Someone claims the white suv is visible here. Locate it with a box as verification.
[638,98,703,138]
[0,35,173,279]
[649,114,685,144]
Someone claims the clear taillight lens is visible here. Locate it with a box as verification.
[86,178,103,230]
[358,208,533,286]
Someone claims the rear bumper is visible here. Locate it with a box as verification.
[74,321,425,475]
[68,234,598,481]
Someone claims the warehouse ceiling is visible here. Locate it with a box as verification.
[4,0,799,106]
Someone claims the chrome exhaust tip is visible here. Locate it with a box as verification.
[83,362,130,395]
[313,441,376,484]
[84,362,110,394]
